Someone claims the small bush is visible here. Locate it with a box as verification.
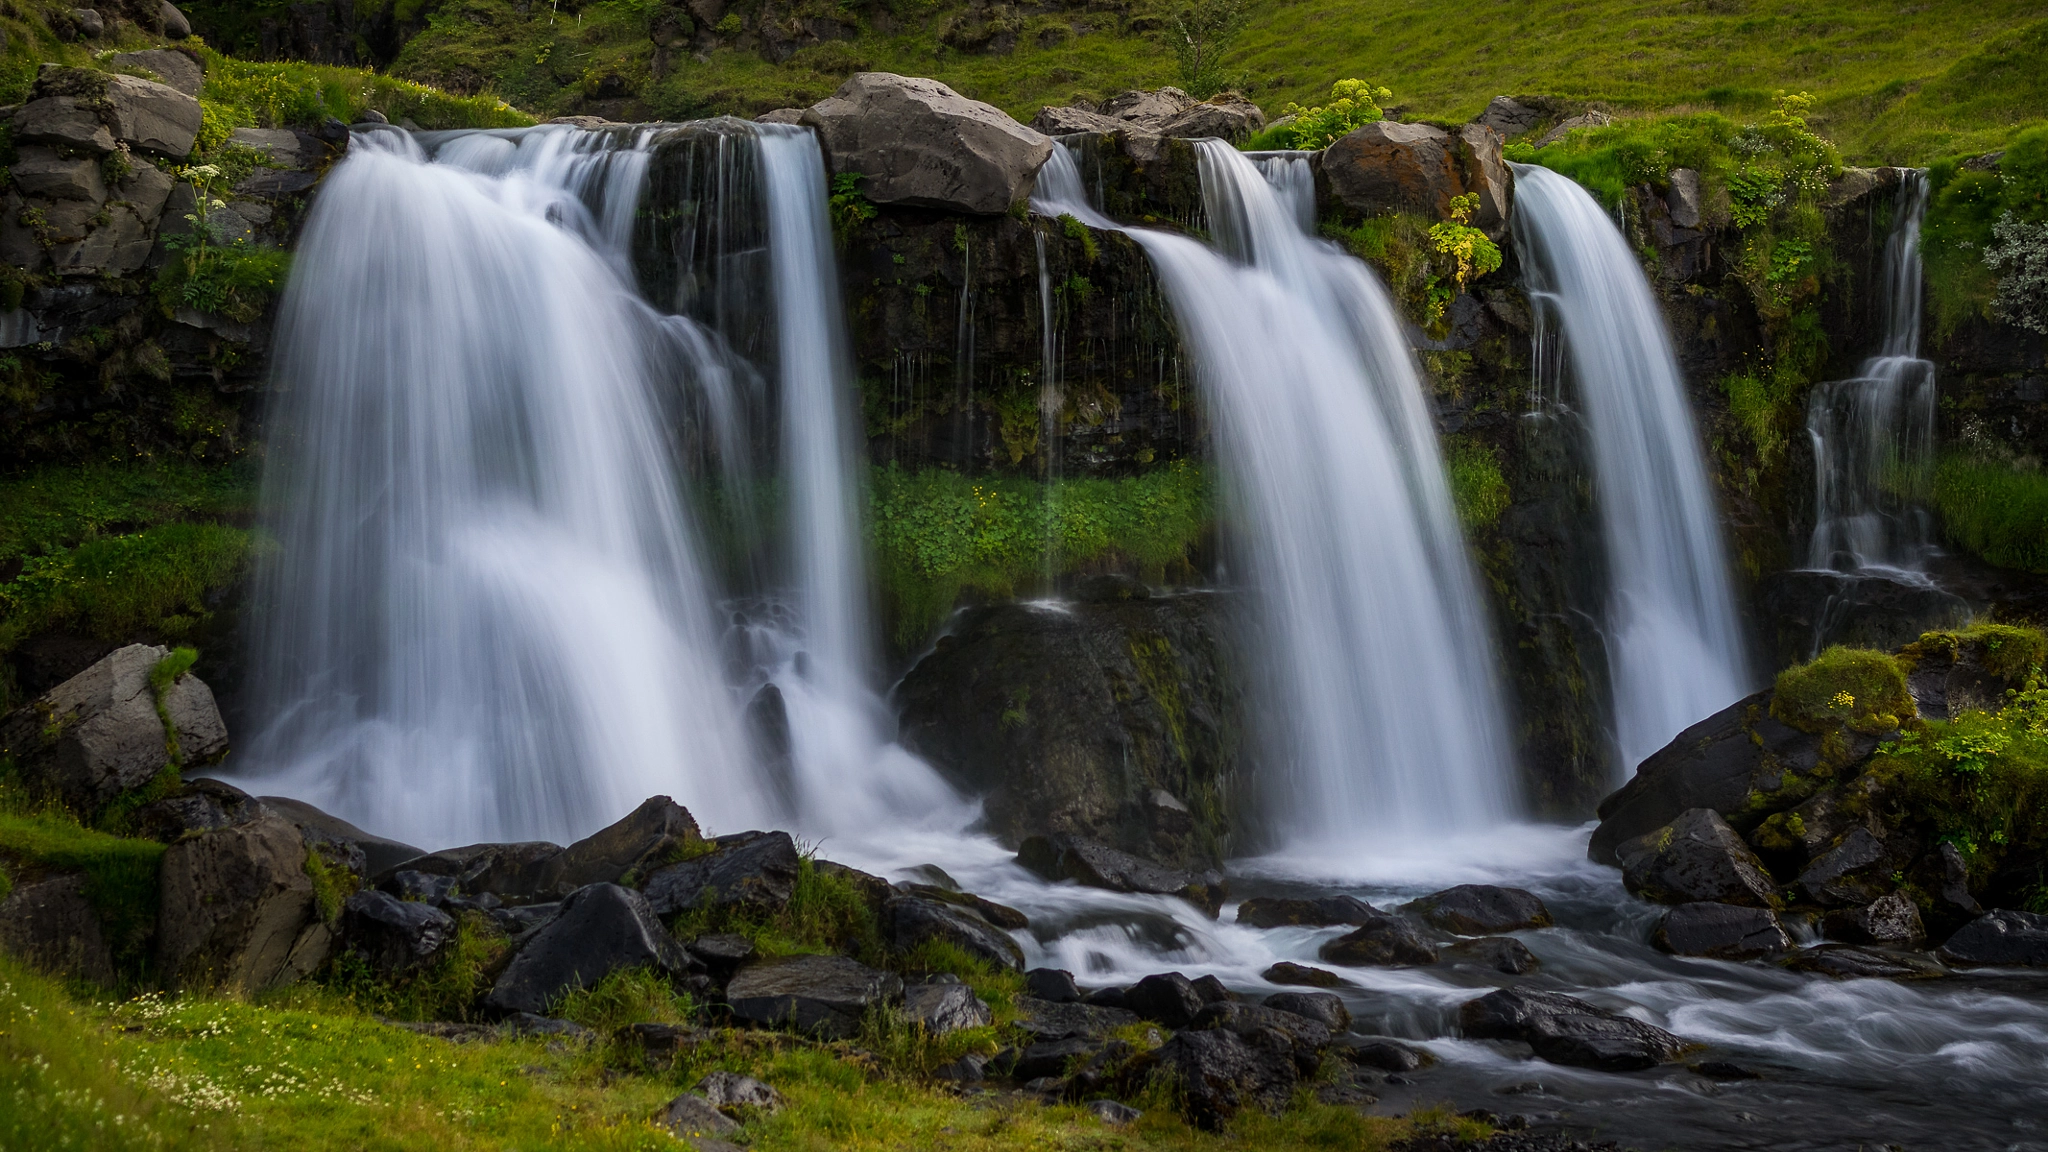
[1771,645,1914,735]
[1254,78,1390,151]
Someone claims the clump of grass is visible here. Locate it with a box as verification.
[0,777,167,977]
[1931,451,2048,573]
[1444,438,1509,531]
[554,965,695,1033]
[668,854,882,961]
[1771,645,1914,735]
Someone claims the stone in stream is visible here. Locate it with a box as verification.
[641,830,800,917]
[1235,894,1377,928]
[1262,990,1350,1032]
[1617,808,1779,907]
[1190,973,1233,1004]
[1653,902,1792,960]
[1402,884,1553,935]
[1441,936,1541,975]
[900,979,992,1034]
[1937,909,2048,967]
[1323,121,1465,220]
[1780,943,1945,980]
[1261,961,1346,987]
[339,889,455,977]
[1317,908,1439,967]
[1823,892,1925,946]
[881,894,1025,970]
[1333,1035,1431,1072]
[1016,835,1226,917]
[1013,995,1140,1040]
[1459,988,1691,1071]
[483,883,697,1016]
[801,73,1052,215]
[723,954,905,1039]
[1125,971,1206,1028]
[1144,1026,1298,1131]
[1025,967,1082,1002]
[1797,825,1908,907]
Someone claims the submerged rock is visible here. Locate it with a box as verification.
[1403,884,1553,935]
[1653,902,1792,960]
[1318,908,1439,967]
[1442,936,1541,974]
[1937,909,2048,967]
[802,72,1051,215]
[1618,808,1779,907]
[484,883,696,1016]
[1016,835,1226,916]
[1459,988,1691,1071]
[1781,943,1946,980]
[724,954,905,1039]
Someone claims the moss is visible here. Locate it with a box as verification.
[1899,623,2048,684]
[1128,633,1190,764]
[303,848,354,924]
[1771,646,1914,735]
[1444,438,1510,531]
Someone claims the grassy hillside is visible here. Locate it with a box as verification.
[358,0,2048,164]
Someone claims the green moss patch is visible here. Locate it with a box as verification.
[1771,646,1914,735]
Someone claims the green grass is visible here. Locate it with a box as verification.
[1922,125,2048,336]
[193,44,533,133]
[1444,438,1509,531]
[0,777,167,978]
[1932,451,2048,574]
[667,854,883,961]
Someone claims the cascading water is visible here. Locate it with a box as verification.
[1035,143,1516,848]
[1511,163,1750,774]
[1806,170,1938,571]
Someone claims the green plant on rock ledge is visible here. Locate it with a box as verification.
[153,164,292,325]
[1249,77,1391,151]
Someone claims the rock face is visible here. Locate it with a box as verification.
[803,73,1052,215]
[1459,988,1690,1070]
[484,883,695,1016]
[110,49,204,97]
[1938,909,2048,967]
[641,830,799,917]
[157,813,321,992]
[1321,119,1515,234]
[724,954,905,1038]
[340,890,455,977]
[0,874,116,984]
[1146,1026,1297,1131]
[897,594,1241,870]
[1654,902,1792,960]
[1318,908,1438,966]
[1016,834,1226,916]
[1403,884,1552,935]
[0,644,228,812]
[1617,808,1779,907]
[881,894,1024,970]
[101,73,203,158]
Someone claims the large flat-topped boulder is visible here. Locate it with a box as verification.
[1323,121,1463,220]
[803,73,1052,215]
[0,644,228,812]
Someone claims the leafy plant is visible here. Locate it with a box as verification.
[1259,78,1391,150]
[1168,0,1249,100]
[1985,211,2048,333]
[1427,192,1502,288]
[828,171,877,239]
[153,164,292,325]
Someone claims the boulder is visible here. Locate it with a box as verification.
[1454,123,1514,236]
[261,795,423,876]
[724,954,905,1039]
[160,1,192,39]
[0,644,228,813]
[685,932,757,979]
[1158,96,1267,143]
[1617,808,1778,907]
[70,7,104,38]
[1261,961,1344,987]
[1099,88,1196,129]
[1190,973,1232,1004]
[157,813,319,992]
[0,873,116,984]
[1317,908,1438,967]
[802,73,1052,215]
[12,98,115,153]
[659,1092,740,1140]
[1004,1036,1096,1080]
[1089,1099,1141,1124]
[1324,121,1463,219]
[1013,995,1140,1040]
[1403,884,1551,935]
[1017,835,1226,916]
[1937,909,2048,967]
[483,883,695,1016]
[1034,104,1125,136]
[1653,902,1792,960]
[1442,936,1540,974]
[1025,967,1082,1002]
[101,74,201,159]
[1145,1026,1297,1131]
[815,859,892,909]
[697,1070,784,1113]
[1667,168,1703,229]
[901,979,992,1033]
[882,894,1024,970]
[382,841,562,905]
[339,889,455,977]
[1335,1036,1430,1072]
[1236,895,1376,928]
[896,881,1029,929]
[1193,1001,1331,1066]
[111,49,203,97]
[1532,110,1612,149]
[1823,892,1925,946]
[1458,988,1690,1071]
[1781,943,1946,980]
[543,795,702,896]
[9,146,106,203]
[132,777,266,844]
[1126,971,1205,1028]
[641,830,799,917]
[1262,990,1349,1032]
[1797,825,1905,906]
[1473,96,1542,139]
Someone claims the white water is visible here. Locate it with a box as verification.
[1511,164,1750,774]
[1806,170,1938,572]
[1035,143,1516,850]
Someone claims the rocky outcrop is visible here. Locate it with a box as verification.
[0,644,228,813]
[1016,834,1226,916]
[898,594,1241,869]
[157,811,323,992]
[1459,988,1691,1071]
[641,830,800,917]
[723,954,905,1038]
[339,889,455,977]
[802,73,1052,215]
[484,882,696,1016]
[1321,119,1514,234]
[541,795,701,896]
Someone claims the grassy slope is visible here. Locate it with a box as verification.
[392,0,2048,163]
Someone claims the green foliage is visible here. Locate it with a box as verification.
[553,965,695,1033]
[153,164,292,324]
[869,462,1211,647]
[1930,451,2048,573]
[1255,77,1391,151]
[1058,213,1098,261]
[1771,646,1914,735]
[1168,0,1249,100]
[1426,193,1501,288]
[194,45,531,132]
[667,855,881,960]
[149,647,200,763]
[1444,438,1508,531]
[303,848,355,924]
[828,171,877,240]
[1921,126,2048,335]
[327,911,508,1023]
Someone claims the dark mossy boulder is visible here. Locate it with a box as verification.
[1141,1026,1298,1131]
[1441,935,1540,974]
[376,840,564,906]
[1190,1000,1331,1074]
[1936,909,2048,967]
[157,811,327,993]
[640,830,800,918]
[1617,808,1780,908]
[339,888,455,978]
[881,894,1024,971]
[1012,995,1141,1040]
[898,594,1241,870]
[0,873,116,984]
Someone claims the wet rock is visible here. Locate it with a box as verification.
[697,1070,783,1113]
[802,72,1051,215]
[1823,892,1925,946]
[1013,994,1140,1040]
[659,1092,740,1140]
[12,97,115,153]
[1797,826,1902,906]
[1144,1026,1297,1131]
[1459,989,1690,1071]
[1618,808,1778,907]
[491,902,559,937]
[110,49,202,97]
[1017,835,1226,916]
[814,859,891,909]
[132,778,266,844]
[1318,908,1439,967]
[896,882,1029,930]
[1653,902,1792,960]
[1192,1001,1331,1072]
[1081,985,1130,1010]
[1335,1036,1431,1072]
[685,933,756,979]
[544,795,702,896]
[1,644,228,813]
[1473,95,1542,139]
[1026,967,1082,1002]
[101,73,201,159]
[883,894,1024,970]
[1127,971,1206,1028]
[1404,884,1552,935]
[1190,973,1232,1004]
[1937,909,2048,967]
[724,954,905,1038]
[260,795,423,876]
[1780,943,1946,980]
[0,873,115,983]
[642,830,799,918]
[901,980,992,1033]
[484,883,696,1016]
[1236,894,1377,928]
[380,870,456,905]
[157,813,319,992]
[1590,692,1803,863]
[1936,842,1984,918]
[388,841,563,906]
[339,890,455,977]
[1262,990,1350,1032]
[1324,121,1463,219]
[1262,961,1345,987]
[1443,936,1541,974]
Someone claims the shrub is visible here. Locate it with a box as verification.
[1253,78,1391,151]
[1168,0,1249,100]
[1771,645,1914,735]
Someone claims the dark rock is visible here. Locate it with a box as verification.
[1236,894,1376,928]
[642,830,800,918]
[897,882,1029,930]
[620,1022,707,1064]
[1335,1036,1430,1072]
[1026,967,1082,1002]
[12,96,115,153]
[1937,909,2048,967]
[1442,936,1540,974]
[1653,902,1791,960]
[901,980,992,1033]
[801,73,1051,215]
[1692,1059,1761,1080]
[385,841,563,906]
[1318,908,1439,966]
[159,0,191,39]
[380,870,456,905]
[483,883,695,1017]
[1937,842,1984,918]
[1262,990,1349,1032]
[697,1070,784,1113]
[1324,121,1462,219]
[1013,995,1141,1040]
[685,933,756,978]
[71,8,104,38]
[1404,885,1552,935]
[1797,826,1904,906]
[1755,569,1971,669]
[1087,1099,1141,1124]
[814,859,892,910]
[1780,943,1946,980]
[1262,961,1345,987]
[1145,1026,1298,1131]
[260,795,422,876]
[1823,892,1925,946]
[1460,989,1690,1071]
[132,778,265,844]
[1126,971,1205,1028]
[1011,1037,1094,1080]
[724,954,905,1038]
[157,812,320,992]
[543,795,702,896]
[340,890,455,977]
[1192,1001,1331,1072]
[1190,973,1232,1004]
[491,903,559,937]
[1618,808,1778,907]
[1017,835,1225,916]
[502,1012,593,1041]
[0,873,115,983]
[882,895,1024,970]
[932,1052,987,1082]
[659,1092,740,1139]
[1473,95,1542,139]
[1080,985,1130,1011]
[110,49,202,97]
[235,168,319,197]
[1,644,228,814]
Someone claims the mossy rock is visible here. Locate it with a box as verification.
[1771,646,1914,735]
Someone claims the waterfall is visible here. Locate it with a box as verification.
[1035,144,1516,846]
[1510,164,1750,774]
[247,126,766,846]
[1805,171,1937,572]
